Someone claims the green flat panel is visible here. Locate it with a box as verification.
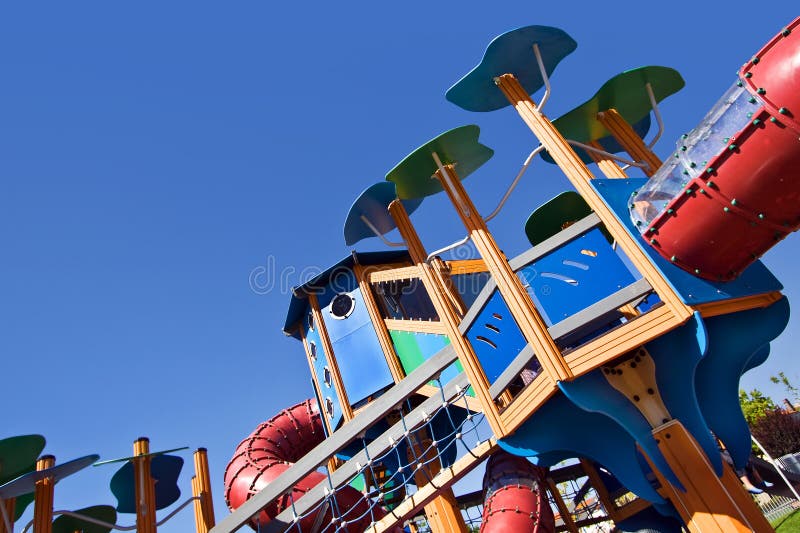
[551,66,684,144]
[524,191,611,246]
[389,330,425,375]
[446,25,577,112]
[385,125,493,199]
[0,434,45,484]
[52,505,117,533]
[542,114,651,165]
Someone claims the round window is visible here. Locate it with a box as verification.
[308,341,317,361]
[307,311,314,332]
[324,397,334,418]
[329,293,355,319]
[323,366,332,388]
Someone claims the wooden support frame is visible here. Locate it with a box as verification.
[445,259,487,275]
[383,319,448,335]
[0,499,15,533]
[133,438,157,533]
[193,448,215,533]
[547,477,579,533]
[587,140,628,179]
[579,459,620,523]
[33,455,55,533]
[308,292,354,422]
[596,109,662,177]
[693,291,783,318]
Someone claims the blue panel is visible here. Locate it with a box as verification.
[464,289,529,383]
[590,178,783,305]
[695,297,790,470]
[559,371,684,490]
[413,333,461,385]
[645,313,722,475]
[110,455,183,513]
[499,392,666,505]
[303,308,343,429]
[518,227,635,325]
[332,322,394,405]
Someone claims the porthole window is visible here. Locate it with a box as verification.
[307,311,314,332]
[325,397,334,418]
[308,341,317,361]
[329,293,355,319]
[323,366,332,388]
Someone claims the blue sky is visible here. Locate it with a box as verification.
[1,2,797,531]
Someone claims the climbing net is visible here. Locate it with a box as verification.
[262,375,493,533]
[548,460,613,532]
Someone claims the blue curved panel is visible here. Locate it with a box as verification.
[499,392,666,504]
[695,297,790,470]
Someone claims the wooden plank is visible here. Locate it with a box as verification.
[309,292,354,421]
[693,291,783,318]
[366,438,498,533]
[500,373,557,433]
[588,140,628,179]
[446,259,488,274]
[368,265,422,283]
[613,497,651,521]
[596,109,662,177]
[417,384,483,413]
[563,304,685,378]
[384,319,448,334]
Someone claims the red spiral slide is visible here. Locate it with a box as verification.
[224,399,381,531]
[481,451,555,533]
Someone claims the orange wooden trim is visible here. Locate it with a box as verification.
[309,293,354,421]
[0,499,15,533]
[596,109,662,177]
[384,319,448,334]
[500,373,557,434]
[579,458,620,523]
[563,305,686,378]
[33,455,55,533]
[652,421,762,532]
[192,476,204,533]
[354,263,406,383]
[547,477,579,533]
[693,291,783,318]
[133,439,157,533]
[494,74,692,326]
[587,140,628,179]
[367,265,423,283]
[193,448,215,531]
[445,259,488,275]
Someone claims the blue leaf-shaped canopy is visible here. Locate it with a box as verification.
[343,182,422,246]
[446,25,577,112]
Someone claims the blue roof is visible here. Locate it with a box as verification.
[283,250,410,338]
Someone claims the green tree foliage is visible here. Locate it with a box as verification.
[770,372,800,407]
[739,389,777,425]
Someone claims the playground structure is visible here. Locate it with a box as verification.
[217,15,800,533]
[2,15,799,533]
[0,435,216,532]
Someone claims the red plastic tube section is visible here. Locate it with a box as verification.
[224,399,379,531]
[481,451,554,533]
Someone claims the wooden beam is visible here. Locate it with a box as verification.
[587,140,628,179]
[383,319,448,335]
[368,265,423,284]
[33,455,55,533]
[579,459,620,523]
[133,439,157,533]
[193,448,215,532]
[596,109,662,177]
[693,291,783,318]
[445,259,488,275]
[546,477,579,533]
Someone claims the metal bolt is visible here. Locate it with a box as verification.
[707,180,715,187]
[752,57,760,64]
[680,145,687,151]
[779,107,788,114]
[782,28,791,37]
[650,238,657,245]
[670,255,677,262]
[758,213,765,219]
[694,269,701,275]
[633,395,640,402]
[728,144,737,150]
[745,72,753,78]
[690,162,697,168]
[737,80,743,87]
[667,208,675,215]
[757,87,766,95]
[753,119,761,125]
[731,198,738,206]
[771,117,779,123]
[647,388,655,395]
[706,167,714,174]
[748,97,757,104]
[724,207,730,212]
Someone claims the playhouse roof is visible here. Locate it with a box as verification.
[283,250,411,338]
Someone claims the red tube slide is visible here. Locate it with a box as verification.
[224,399,380,531]
[481,451,554,533]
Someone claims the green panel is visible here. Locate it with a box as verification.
[551,66,684,143]
[0,434,45,484]
[524,191,612,246]
[52,505,117,533]
[385,125,493,199]
[389,330,426,375]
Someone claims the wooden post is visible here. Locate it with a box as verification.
[386,199,470,533]
[596,109,663,177]
[133,438,157,533]
[0,499,15,533]
[33,455,55,533]
[192,476,203,532]
[193,448,215,532]
[648,421,772,532]
[587,140,628,179]
[578,458,620,523]
[308,292,354,421]
[546,477,579,533]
